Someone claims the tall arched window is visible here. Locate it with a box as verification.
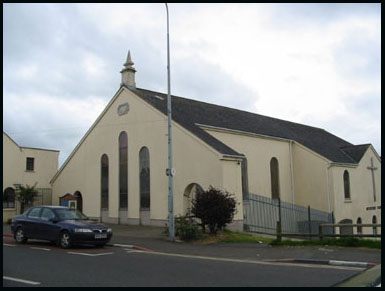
[119,132,128,210]
[270,157,280,199]
[3,187,15,208]
[372,216,377,235]
[343,170,351,200]
[139,147,150,210]
[101,154,109,210]
[241,156,249,200]
[356,217,362,235]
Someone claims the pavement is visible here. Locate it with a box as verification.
[3,223,382,286]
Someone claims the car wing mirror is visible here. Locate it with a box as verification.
[50,218,59,223]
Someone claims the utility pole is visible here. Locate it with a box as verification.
[165,3,175,241]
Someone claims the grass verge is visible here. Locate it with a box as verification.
[270,237,381,249]
[219,229,274,244]
[183,229,381,249]
[187,229,274,245]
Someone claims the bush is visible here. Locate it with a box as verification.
[163,215,201,241]
[175,215,201,241]
[15,183,38,214]
[191,186,237,234]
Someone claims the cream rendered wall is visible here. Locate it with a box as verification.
[330,147,381,234]
[3,133,59,190]
[51,88,169,219]
[52,88,238,224]
[292,143,330,212]
[3,132,59,222]
[220,158,243,222]
[3,133,22,221]
[20,148,59,188]
[3,133,22,190]
[172,128,231,218]
[203,129,293,203]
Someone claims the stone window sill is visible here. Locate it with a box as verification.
[344,199,352,203]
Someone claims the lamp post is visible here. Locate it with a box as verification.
[165,3,175,241]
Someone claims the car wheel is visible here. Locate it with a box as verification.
[59,231,72,249]
[15,227,28,244]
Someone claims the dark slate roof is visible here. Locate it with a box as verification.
[129,86,366,164]
[340,144,371,163]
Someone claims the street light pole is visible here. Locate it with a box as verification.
[165,3,175,241]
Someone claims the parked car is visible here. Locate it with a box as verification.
[11,206,113,248]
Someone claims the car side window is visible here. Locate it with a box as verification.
[40,208,56,221]
[27,207,42,218]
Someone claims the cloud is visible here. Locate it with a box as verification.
[264,3,380,29]
[3,92,108,165]
[171,54,259,112]
[3,3,381,165]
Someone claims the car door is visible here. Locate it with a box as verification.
[38,208,61,241]
[24,207,43,238]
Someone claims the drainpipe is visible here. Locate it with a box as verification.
[289,140,295,204]
[326,163,332,213]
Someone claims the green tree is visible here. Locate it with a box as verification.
[191,186,237,234]
[15,183,38,214]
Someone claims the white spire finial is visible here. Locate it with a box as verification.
[124,50,134,67]
[120,50,136,88]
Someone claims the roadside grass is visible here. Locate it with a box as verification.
[189,229,274,245]
[193,230,381,249]
[270,237,381,249]
[181,228,381,249]
[220,229,273,244]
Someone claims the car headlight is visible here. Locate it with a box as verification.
[107,228,112,233]
[74,228,93,233]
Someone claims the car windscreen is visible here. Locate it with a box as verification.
[54,208,88,221]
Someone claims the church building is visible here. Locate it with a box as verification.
[50,51,381,234]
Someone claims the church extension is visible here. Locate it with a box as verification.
[47,51,380,234]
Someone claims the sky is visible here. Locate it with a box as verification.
[3,3,381,167]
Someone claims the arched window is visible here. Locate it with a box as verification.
[119,132,128,210]
[343,170,351,200]
[356,217,362,235]
[101,154,109,210]
[3,187,15,208]
[139,147,150,210]
[270,157,280,199]
[372,216,377,235]
[241,156,249,200]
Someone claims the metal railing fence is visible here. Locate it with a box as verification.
[243,193,333,238]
